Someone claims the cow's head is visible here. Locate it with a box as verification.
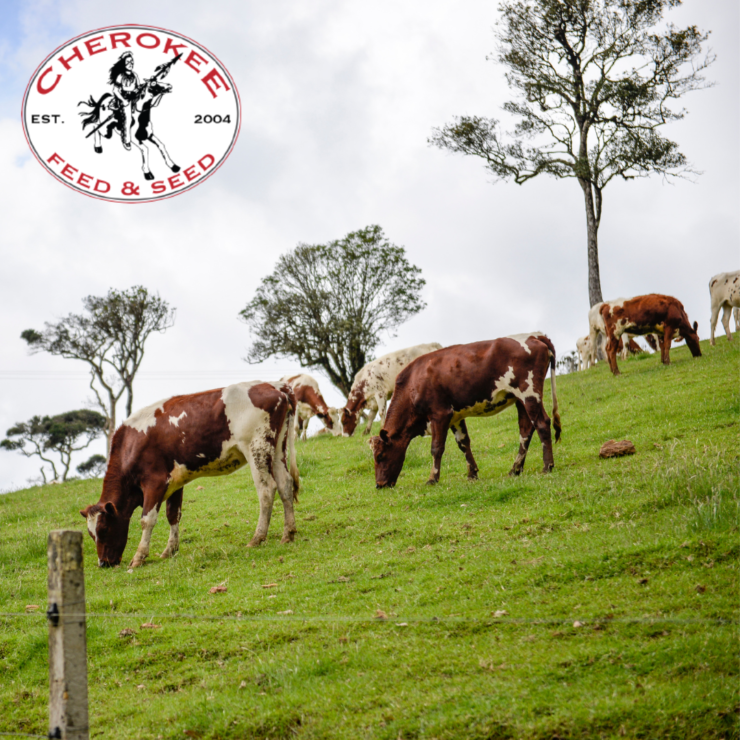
[684,321,702,357]
[80,502,129,567]
[369,429,407,488]
[325,407,343,435]
[340,407,360,437]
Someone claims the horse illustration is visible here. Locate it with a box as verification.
[78,55,181,181]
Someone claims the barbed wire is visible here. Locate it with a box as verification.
[1,612,736,625]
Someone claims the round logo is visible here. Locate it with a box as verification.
[22,25,240,204]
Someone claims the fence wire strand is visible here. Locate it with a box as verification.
[0,611,736,625]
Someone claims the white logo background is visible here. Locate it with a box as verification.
[22,25,240,203]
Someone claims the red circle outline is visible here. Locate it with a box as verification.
[21,23,242,205]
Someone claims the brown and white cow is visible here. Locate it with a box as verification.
[369,333,561,487]
[280,373,339,440]
[588,294,701,376]
[709,271,740,345]
[80,381,300,568]
[341,343,443,437]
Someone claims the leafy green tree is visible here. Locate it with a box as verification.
[1,410,106,483]
[429,0,712,307]
[240,225,427,396]
[22,286,175,454]
[77,454,107,479]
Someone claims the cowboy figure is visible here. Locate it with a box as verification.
[108,52,140,150]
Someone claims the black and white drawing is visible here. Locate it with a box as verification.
[78,52,182,180]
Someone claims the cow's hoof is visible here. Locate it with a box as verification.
[171,164,181,173]
[467,475,479,482]
[129,557,146,568]
[280,533,296,544]
[247,537,265,548]
[425,479,437,486]
[94,146,103,154]
[508,468,522,478]
[144,172,154,181]
[542,465,554,474]
[160,548,177,559]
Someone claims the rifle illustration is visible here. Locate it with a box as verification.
[134,52,183,96]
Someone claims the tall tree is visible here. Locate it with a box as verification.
[240,225,426,396]
[22,286,175,454]
[1,410,106,483]
[429,0,712,307]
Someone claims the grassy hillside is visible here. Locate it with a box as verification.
[1,339,738,740]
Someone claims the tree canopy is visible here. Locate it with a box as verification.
[22,286,175,454]
[240,225,427,396]
[1,409,107,483]
[430,0,712,306]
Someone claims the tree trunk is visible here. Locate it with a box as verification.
[579,178,604,308]
[105,391,116,459]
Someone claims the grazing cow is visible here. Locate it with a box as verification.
[577,332,642,371]
[280,373,339,440]
[588,295,701,376]
[709,271,740,345]
[341,343,443,436]
[370,333,561,487]
[80,381,300,568]
[576,334,594,370]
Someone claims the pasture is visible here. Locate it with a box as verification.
[1,339,738,739]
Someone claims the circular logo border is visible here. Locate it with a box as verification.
[21,23,241,204]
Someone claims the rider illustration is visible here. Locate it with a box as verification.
[108,51,140,150]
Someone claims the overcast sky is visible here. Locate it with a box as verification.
[1,0,737,491]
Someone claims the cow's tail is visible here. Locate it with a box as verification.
[280,383,301,502]
[537,334,562,442]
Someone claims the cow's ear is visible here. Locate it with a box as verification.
[693,321,698,332]
[380,429,389,443]
[366,437,377,450]
[104,502,117,516]
[80,508,89,519]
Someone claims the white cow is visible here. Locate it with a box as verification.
[279,373,340,440]
[576,335,595,370]
[709,271,740,345]
[340,343,443,436]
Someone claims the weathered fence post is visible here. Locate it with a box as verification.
[47,530,89,740]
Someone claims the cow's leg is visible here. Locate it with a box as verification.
[272,432,297,544]
[427,415,451,485]
[160,488,183,559]
[734,307,740,332]
[709,300,721,345]
[450,420,478,481]
[246,444,277,547]
[377,393,389,425]
[296,415,306,441]
[525,397,554,473]
[604,331,621,375]
[720,304,733,341]
[363,400,378,435]
[130,481,167,567]
[509,401,535,476]
[660,325,673,365]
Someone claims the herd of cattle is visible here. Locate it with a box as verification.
[81,272,739,568]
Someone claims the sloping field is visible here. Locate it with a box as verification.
[1,339,738,739]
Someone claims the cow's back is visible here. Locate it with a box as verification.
[393,337,549,414]
[354,342,443,394]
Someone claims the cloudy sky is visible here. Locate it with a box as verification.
[1,0,737,490]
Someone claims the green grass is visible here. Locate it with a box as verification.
[1,340,738,739]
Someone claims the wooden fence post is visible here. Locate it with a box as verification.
[47,530,89,740]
